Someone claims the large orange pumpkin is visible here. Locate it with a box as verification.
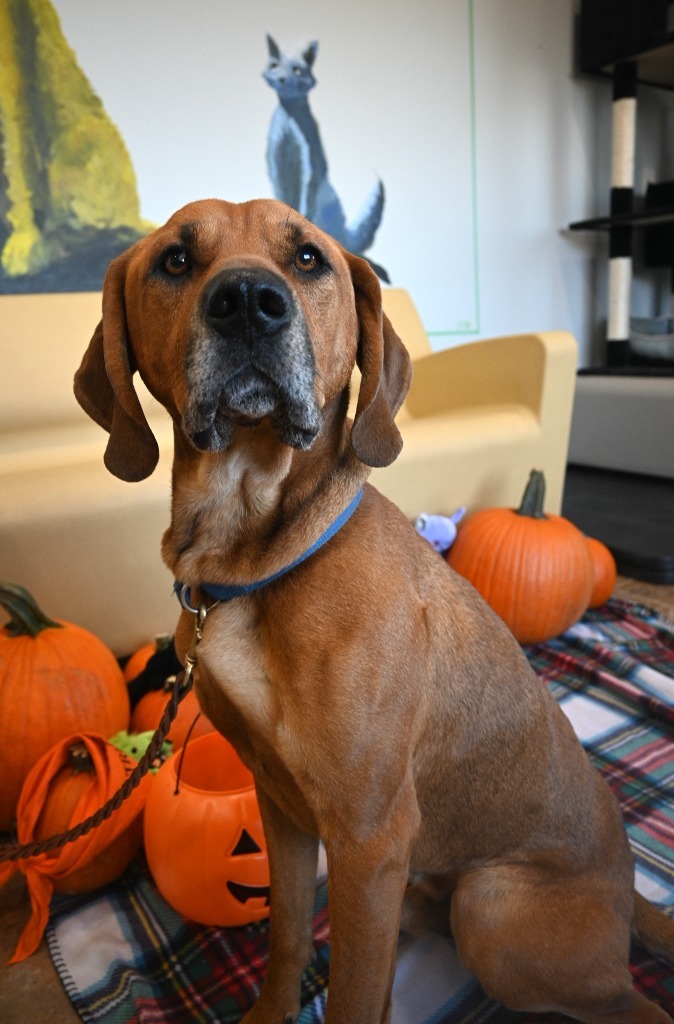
[586,537,617,608]
[0,582,130,830]
[144,732,270,926]
[447,471,593,644]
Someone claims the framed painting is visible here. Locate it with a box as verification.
[0,0,479,340]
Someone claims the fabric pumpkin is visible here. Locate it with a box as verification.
[0,732,150,962]
[447,470,593,644]
[0,582,130,830]
[586,537,617,607]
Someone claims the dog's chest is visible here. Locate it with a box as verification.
[193,599,279,741]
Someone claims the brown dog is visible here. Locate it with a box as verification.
[75,198,674,1024]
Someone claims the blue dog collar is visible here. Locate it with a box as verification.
[175,487,364,608]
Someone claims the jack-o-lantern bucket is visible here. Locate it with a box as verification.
[144,732,270,926]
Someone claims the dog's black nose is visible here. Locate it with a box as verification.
[204,269,292,339]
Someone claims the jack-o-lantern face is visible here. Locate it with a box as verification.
[144,733,271,927]
[227,828,271,910]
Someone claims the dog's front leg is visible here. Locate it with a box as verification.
[242,785,319,1024]
[323,782,420,1024]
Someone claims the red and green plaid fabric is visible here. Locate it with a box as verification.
[47,599,674,1023]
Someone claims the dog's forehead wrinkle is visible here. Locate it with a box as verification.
[283,219,307,249]
[179,221,200,248]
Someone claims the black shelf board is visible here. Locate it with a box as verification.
[578,1,674,89]
[581,43,674,91]
[569,205,674,231]
[578,366,674,377]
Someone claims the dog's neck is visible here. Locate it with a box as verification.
[162,409,367,590]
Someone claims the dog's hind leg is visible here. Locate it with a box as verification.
[241,788,320,1024]
[450,865,673,1024]
[400,874,452,937]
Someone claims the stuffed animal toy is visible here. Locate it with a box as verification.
[415,509,466,553]
[109,730,172,772]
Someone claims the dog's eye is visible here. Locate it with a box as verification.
[163,247,191,277]
[294,245,322,274]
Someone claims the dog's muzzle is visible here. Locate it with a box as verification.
[182,267,323,453]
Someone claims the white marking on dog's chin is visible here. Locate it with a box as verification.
[183,391,323,455]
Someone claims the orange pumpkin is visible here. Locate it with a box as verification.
[144,732,270,926]
[0,732,150,963]
[124,633,173,683]
[33,742,143,894]
[586,537,617,608]
[131,682,216,750]
[0,582,130,830]
[447,471,593,644]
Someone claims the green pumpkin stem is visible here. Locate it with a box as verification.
[516,470,547,520]
[0,581,62,638]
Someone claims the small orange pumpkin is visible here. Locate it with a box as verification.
[144,732,270,927]
[124,633,173,683]
[447,470,593,644]
[0,582,130,830]
[130,683,216,750]
[586,537,617,608]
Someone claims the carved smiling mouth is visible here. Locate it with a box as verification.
[226,881,271,906]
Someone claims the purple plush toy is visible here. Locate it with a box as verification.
[415,508,466,554]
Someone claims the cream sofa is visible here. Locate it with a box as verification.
[0,289,577,654]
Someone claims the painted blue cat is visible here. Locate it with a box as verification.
[263,35,388,281]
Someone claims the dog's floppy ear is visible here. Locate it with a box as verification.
[74,249,159,482]
[346,252,413,468]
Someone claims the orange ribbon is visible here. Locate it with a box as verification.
[0,732,150,963]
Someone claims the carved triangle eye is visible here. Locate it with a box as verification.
[232,829,262,856]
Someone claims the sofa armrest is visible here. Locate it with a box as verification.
[405,331,577,423]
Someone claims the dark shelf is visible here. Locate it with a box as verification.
[583,42,674,90]
[578,366,674,377]
[569,205,674,231]
[579,1,674,89]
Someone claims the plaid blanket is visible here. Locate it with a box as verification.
[46,599,674,1023]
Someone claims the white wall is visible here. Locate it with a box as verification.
[50,0,674,367]
[470,0,599,360]
[470,0,673,367]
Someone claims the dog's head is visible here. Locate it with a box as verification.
[74,199,412,481]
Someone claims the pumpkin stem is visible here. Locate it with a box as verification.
[67,743,94,774]
[0,581,62,638]
[517,470,547,520]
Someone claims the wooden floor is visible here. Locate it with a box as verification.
[0,577,673,1023]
